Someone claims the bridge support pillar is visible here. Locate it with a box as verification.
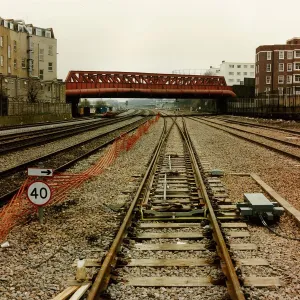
[66,96,80,117]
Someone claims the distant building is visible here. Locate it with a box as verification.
[0,17,57,80]
[0,17,67,117]
[255,37,300,96]
[173,61,255,86]
[207,61,255,86]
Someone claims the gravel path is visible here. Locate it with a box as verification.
[0,117,143,171]
[186,117,300,299]
[0,118,163,300]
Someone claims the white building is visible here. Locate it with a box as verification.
[208,61,255,86]
[173,61,255,86]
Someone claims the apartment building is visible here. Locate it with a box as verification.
[208,61,255,86]
[255,37,300,95]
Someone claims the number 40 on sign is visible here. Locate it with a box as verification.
[27,181,52,206]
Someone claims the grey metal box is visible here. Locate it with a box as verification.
[240,207,253,216]
[244,193,273,211]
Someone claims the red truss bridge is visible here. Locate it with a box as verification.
[65,71,236,99]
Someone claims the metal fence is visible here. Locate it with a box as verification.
[227,94,300,119]
[0,99,71,116]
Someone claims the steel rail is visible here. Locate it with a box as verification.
[218,117,300,136]
[194,117,300,148]
[0,115,139,154]
[178,118,245,300]
[0,118,151,205]
[189,117,300,162]
[87,118,169,299]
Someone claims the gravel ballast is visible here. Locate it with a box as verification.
[186,117,300,299]
[0,118,163,300]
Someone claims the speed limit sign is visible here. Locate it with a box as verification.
[27,181,52,206]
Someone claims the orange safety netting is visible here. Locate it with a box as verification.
[0,115,160,242]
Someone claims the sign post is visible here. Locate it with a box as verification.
[27,181,52,224]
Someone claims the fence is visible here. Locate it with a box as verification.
[0,115,160,242]
[0,99,71,116]
[227,94,300,119]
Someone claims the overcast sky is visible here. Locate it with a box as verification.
[2,0,300,79]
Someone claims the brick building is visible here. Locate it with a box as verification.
[255,37,300,96]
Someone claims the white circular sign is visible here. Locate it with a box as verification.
[27,181,52,206]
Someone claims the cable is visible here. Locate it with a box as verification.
[259,214,300,241]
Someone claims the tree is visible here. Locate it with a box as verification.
[79,98,91,107]
[204,69,216,76]
[27,78,42,103]
[94,100,107,108]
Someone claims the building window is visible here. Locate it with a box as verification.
[48,45,53,56]
[279,63,284,72]
[228,79,234,82]
[294,75,300,83]
[14,59,17,69]
[267,51,272,60]
[256,65,259,73]
[237,72,241,75]
[39,49,44,61]
[237,79,240,82]
[279,51,284,59]
[266,76,271,84]
[265,87,271,93]
[244,65,248,68]
[266,64,271,72]
[287,63,293,71]
[229,64,234,68]
[255,77,258,85]
[287,51,293,59]
[278,87,284,95]
[294,62,300,70]
[45,31,52,38]
[48,62,53,72]
[0,36,3,47]
[0,55,3,67]
[8,45,11,58]
[250,72,254,76]
[13,40,17,52]
[229,72,234,75]
[39,69,44,80]
[287,75,292,84]
[237,65,241,68]
[294,50,300,58]
[251,65,254,68]
[256,53,259,62]
[278,75,284,84]
[21,58,26,68]
[244,72,247,75]
[35,28,42,36]
[8,66,11,73]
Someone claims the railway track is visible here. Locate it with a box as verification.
[0,117,94,131]
[189,117,300,162]
[217,116,300,136]
[0,116,150,204]
[0,114,138,154]
[53,116,279,299]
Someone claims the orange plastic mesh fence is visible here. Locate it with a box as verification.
[0,115,160,242]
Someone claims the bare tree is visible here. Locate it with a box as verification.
[27,78,42,103]
[204,69,216,76]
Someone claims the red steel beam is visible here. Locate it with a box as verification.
[65,71,236,97]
